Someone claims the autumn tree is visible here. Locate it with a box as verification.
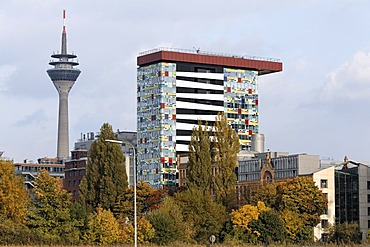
[79,123,128,212]
[0,160,29,223]
[84,206,120,244]
[276,176,327,227]
[230,201,269,231]
[212,112,240,209]
[27,170,77,244]
[115,180,165,220]
[273,176,327,243]
[119,215,155,244]
[250,182,278,207]
[187,120,213,193]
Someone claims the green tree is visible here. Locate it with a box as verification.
[27,170,77,244]
[249,210,287,244]
[187,120,212,193]
[175,187,228,243]
[327,222,362,244]
[79,122,128,212]
[212,112,240,209]
[84,206,120,244]
[146,196,189,244]
[0,160,29,223]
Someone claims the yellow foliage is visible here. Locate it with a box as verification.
[85,206,121,244]
[231,204,258,231]
[279,208,304,240]
[231,201,270,231]
[119,216,155,244]
[0,160,29,223]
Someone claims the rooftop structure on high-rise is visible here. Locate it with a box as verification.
[137,47,282,188]
[47,10,81,160]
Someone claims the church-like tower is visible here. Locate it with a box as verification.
[47,10,81,160]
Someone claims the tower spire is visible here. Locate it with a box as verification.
[61,10,67,55]
[47,10,81,160]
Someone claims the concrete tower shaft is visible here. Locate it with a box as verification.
[47,10,81,160]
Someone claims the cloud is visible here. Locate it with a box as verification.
[319,51,370,102]
[15,108,48,127]
[0,65,17,92]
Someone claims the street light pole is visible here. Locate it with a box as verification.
[105,139,137,247]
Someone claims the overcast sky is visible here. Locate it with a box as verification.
[1,0,370,162]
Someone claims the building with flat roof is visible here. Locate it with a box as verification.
[14,157,64,190]
[137,47,282,188]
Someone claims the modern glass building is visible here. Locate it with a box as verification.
[137,48,282,188]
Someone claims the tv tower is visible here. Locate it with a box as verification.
[47,10,81,160]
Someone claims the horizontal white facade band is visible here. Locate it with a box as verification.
[176,144,189,152]
[176,114,219,121]
[176,136,191,141]
[177,122,211,131]
[176,71,224,80]
[176,80,224,91]
[176,93,224,101]
[176,101,224,111]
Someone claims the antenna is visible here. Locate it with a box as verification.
[193,47,200,54]
[63,10,66,33]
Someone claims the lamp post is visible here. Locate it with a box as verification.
[105,139,137,247]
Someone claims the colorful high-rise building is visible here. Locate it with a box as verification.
[137,48,282,188]
[47,10,81,160]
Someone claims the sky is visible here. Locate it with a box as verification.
[1,0,370,163]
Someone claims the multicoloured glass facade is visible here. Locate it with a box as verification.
[224,69,258,150]
[137,62,177,188]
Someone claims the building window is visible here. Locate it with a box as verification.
[368,194,370,203]
[368,207,370,216]
[321,219,329,228]
[367,181,370,190]
[321,179,328,188]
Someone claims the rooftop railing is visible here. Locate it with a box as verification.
[139,47,281,63]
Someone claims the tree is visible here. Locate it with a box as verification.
[250,182,278,208]
[212,112,240,209]
[0,160,29,223]
[27,170,77,244]
[175,187,228,243]
[115,181,165,220]
[119,215,155,244]
[84,206,120,244]
[327,222,362,244]
[146,196,189,245]
[187,120,213,193]
[79,122,128,212]
[230,201,269,231]
[275,176,327,227]
[249,210,287,244]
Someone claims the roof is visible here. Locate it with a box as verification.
[137,47,282,75]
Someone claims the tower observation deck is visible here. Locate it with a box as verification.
[47,10,81,160]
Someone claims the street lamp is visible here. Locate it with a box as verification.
[105,139,137,247]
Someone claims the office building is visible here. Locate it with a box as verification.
[47,10,81,160]
[14,157,64,190]
[137,47,282,188]
[313,158,370,242]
